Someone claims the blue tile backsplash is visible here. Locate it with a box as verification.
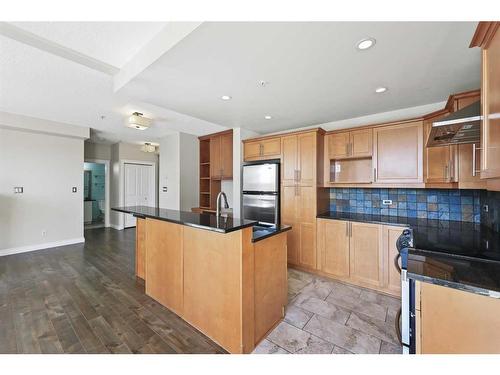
[329,188,482,223]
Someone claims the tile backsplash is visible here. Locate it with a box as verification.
[481,190,500,231]
[329,188,482,223]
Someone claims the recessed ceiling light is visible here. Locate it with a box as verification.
[264,115,272,120]
[356,38,376,51]
[221,95,232,100]
[375,87,388,93]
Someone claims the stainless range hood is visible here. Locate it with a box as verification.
[427,101,481,147]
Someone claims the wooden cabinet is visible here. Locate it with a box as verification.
[373,120,424,184]
[316,218,405,296]
[458,143,486,188]
[317,219,350,277]
[416,281,500,353]
[243,137,281,161]
[281,130,319,270]
[327,129,372,159]
[135,218,146,279]
[210,131,233,179]
[471,22,500,179]
[349,222,383,288]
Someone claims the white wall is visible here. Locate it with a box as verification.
[158,132,199,211]
[232,127,260,218]
[0,128,85,255]
[84,141,111,160]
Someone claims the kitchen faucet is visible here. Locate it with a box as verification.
[216,191,229,217]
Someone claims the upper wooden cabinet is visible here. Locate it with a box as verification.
[471,22,500,179]
[373,120,424,184]
[327,129,372,159]
[210,131,233,180]
[243,137,281,161]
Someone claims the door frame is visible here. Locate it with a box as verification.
[84,158,110,228]
[120,159,157,229]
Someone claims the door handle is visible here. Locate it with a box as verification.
[346,222,349,237]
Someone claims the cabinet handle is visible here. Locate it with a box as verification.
[346,222,349,237]
[260,144,264,156]
[349,222,352,237]
[373,167,377,182]
[472,144,482,177]
[345,143,349,156]
[349,143,352,156]
[444,165,448,181]
[297,169,301,182]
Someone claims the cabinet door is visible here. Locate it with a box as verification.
[282,135,298,186]
[349,222,383,288]
[328,132,350,159]
[373,121,423,184]
[425,145,452,183]
[261,138,281,157]
[297,185,316,269]
[297,132,316,186]
[145,219,183,315]
[317,219,350,277]
[350,129,373,158]
[220,133,233,179]
[210,135,222,179]
[458,143,486,187]
[244,141,261,161]
[282,185,298,265]
[384,225,404,295]
[481,30,500,178]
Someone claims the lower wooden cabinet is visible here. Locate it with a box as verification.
[316,218,406,296]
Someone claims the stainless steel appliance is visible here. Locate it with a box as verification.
[427,101,481,147]
[242,160,280,227]
[395,228,415,354]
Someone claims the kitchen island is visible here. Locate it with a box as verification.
[112,206,291,354]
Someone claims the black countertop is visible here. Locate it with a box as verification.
[318,211,500,296]
[113,206,257,234]
[112,206,291,242]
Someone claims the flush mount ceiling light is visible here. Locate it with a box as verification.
[356,37,376,51]
[375,86,388,93]
[264,115,272,120]
[141,142,156,153]
[128,112,152,130]
[221,95,232,100]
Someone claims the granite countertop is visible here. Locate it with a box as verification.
[252,224,292,243]
[318,211,500,296]
[113,206,257,234]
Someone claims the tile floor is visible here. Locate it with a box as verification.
[252,268,402,354]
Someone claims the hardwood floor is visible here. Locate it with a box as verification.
[0,228,226,354]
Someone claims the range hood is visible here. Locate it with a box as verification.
[427,101,481,147]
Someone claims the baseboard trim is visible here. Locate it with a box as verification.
[0,237,85,257]
[110,224,124,231]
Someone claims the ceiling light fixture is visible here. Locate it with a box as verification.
[128,112,152,130]
[356,37,376,51]
[141,142,156,153]
[375,87,388,93]
[264,115,272,120]
[221,95,232,100]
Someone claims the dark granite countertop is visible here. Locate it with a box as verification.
[318,211,500,296]
[113,206,257,234]
[252,224,292,243]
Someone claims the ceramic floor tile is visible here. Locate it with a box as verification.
[288,269,315,284]
[293,295,350,324]
[328,281,363,299]
[386,306,399,324]
[288,277,311,294]
[332,345,354,354]
[267,321,332,354]
[298,278,335,300]
[346,312,399,345]
[326,292,387,321]
[252,339,289,354]
[303,315,381,354]
[284,305,313,329]
[360,290,401,310]
[380,341,403,354]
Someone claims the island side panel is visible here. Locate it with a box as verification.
[240,227,255,353]
[135,217,146,279]
[182,226,247,353]
[145,218,184,316]
[253,232,288,345]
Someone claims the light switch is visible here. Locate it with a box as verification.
[13,187,23,194]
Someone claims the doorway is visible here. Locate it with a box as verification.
[123,162,155,228]
[83,161,109,229]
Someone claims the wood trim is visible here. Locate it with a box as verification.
[444,89,481,112]
[198,128,233,141]
[470,21,500,48]
[242,127,324,144]
[324,117,424,135]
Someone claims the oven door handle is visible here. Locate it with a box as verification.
[394,253,402,274]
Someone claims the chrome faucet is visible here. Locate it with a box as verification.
[216,191,229,217]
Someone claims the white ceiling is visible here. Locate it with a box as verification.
[0,21,481,142]
[122,22,481,133]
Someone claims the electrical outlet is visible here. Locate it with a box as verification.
[72,187,77,193]
[483,204,489,213]
[41,230,47,237]
[382,199,393,206]
[13,187,24,194]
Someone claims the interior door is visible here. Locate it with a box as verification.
[124,163,154,228]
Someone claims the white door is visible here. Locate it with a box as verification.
[124,163,154,228]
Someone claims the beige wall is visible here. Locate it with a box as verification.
[0,128,85,254]
[84,141,111,160]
